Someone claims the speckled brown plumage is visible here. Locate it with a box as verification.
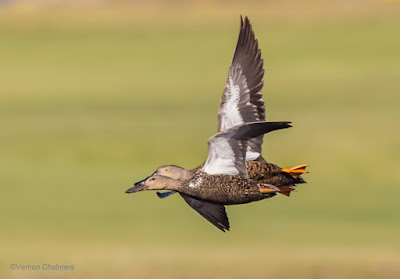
[185,160,305,194]
[177,172,277,205]
[246,161,305,188]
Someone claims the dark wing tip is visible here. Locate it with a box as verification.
[180,194,230,232]
[274,121,292,130]
[244,16,250,28]
[227,121,293,140]
[283,121,292,128]
[239,15,250,29]
[280,121,292,126]
[218,222,230,232]
[217,221,230,232]
[266,121,293,133]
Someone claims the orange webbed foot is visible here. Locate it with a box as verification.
[278,186,296,197]
[281,164,308,179]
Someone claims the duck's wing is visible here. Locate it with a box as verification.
[218,16,266,161]
[156,191,176,198]
[180,193,230,232]
[203,121,291,176]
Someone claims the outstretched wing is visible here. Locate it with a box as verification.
[203,121,291,176]
[180,194,230,232]
[218,16,266,161]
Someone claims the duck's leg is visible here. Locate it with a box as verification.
[156,191,176,199]
[281,164,308,179]
[259,184,279,194]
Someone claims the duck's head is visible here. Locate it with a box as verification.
[152,165,191,180]
[125,175,180,194]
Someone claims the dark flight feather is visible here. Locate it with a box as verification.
[180,193,230,232]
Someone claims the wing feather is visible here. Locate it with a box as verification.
[203,121,291,176]
[180,194,230,232]
[218,16,266,160]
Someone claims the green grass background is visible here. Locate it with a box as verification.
[1,1,399,278]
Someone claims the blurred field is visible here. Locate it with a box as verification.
[1,1,400,278]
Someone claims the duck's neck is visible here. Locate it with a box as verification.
[173,166,195,180]
[173,164,201,180]
[162,177,183,191]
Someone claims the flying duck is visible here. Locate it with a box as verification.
[126,16,308,231]
[126,121,291,231]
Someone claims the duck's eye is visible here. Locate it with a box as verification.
[151,177,156,181]
[165,168,169,172]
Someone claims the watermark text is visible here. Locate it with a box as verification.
[10,264,75,271]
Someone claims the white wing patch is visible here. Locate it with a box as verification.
[203,137,239,175]
[220,76,244,131]
[189,176,203,188]
[245,146,260,161]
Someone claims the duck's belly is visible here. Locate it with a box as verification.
[181,175,275,205]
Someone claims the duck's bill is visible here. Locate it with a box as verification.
[125,178,147,193]
[125,185,146,193]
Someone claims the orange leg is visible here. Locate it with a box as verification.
[259,186,278,194]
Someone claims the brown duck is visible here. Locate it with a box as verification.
[152,161,306,199]
[127,121,292,231]
[126,17,308,231]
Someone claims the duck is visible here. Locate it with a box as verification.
[126,16,308,231]
[153,16,307,199]
[126,121,292,232]
[153,161,307,199]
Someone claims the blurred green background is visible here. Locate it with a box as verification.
[1,0,399,278]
